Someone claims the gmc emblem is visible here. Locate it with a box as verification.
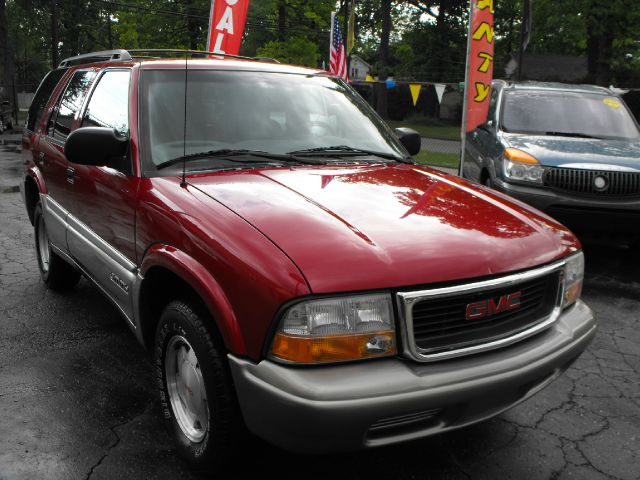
[466,292,522,320]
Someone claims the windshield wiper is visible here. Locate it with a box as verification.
[544,131,603,139]
[287,145,413,163]
[156,148,323,170]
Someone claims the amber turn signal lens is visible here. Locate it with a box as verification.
[504,148,539,164]
[564,281,583,307]
[272,331,396,364]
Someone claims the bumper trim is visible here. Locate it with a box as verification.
[229,300,595,453]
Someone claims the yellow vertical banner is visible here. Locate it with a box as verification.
[409,84,422,107]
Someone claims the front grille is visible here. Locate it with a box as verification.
[544,168,640,196]
[409,271,561,354]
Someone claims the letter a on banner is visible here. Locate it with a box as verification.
[207,0,251,57]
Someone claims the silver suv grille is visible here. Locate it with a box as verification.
[544,168,640,196]
[397,261,565,362]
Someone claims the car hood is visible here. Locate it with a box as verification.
[189,164,578,293]
[504,133,640,171]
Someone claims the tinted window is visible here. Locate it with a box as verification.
[502,90,640,140]
[52,70,96,141]
[26,69,66,132]
[82,70,130,135]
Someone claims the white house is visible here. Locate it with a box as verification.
[349,55,371,81]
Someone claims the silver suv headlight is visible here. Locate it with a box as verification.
[270,293,396,364]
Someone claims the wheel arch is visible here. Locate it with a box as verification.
[137,244,246,356]
[24,174,41,225]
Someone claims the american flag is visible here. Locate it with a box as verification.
[330,12,349,81]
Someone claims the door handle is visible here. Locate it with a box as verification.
[66,166,75,185]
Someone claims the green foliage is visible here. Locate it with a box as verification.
[2,0,640,91]
[257,37,319,67]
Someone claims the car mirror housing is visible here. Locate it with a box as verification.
[394,127,422,156]
[64,127,129,167]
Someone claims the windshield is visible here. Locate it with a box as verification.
[139,69,407,173]
[501,90,640,140]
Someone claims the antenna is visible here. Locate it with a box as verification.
[180,54,188,188]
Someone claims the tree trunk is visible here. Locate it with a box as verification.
[376,0,391,119]
[0,0,14,86]
[278,0,286,42]
[379,0,391,67]
[51,0,59,68]
[185,0,198,50]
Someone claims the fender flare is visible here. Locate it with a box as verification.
[26,167,47,195]
[139,244,247,355]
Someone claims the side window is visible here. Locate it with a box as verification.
[82,70,131,136]
[26,68,67,132]
[51,70,96,142]
[488,87,499,124]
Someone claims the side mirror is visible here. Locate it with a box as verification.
[394,127,421,156]
[478,120,494,132]
[65,127,128,166]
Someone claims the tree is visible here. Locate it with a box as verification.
[0,0,12,86]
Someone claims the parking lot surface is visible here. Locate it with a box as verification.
[0,139,638,479]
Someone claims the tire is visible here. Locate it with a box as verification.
[482,173,493,189]
[155,299,243,470]
[33,202,81,291]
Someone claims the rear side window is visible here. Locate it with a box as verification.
[51,70,96,142]
[82,70,131,136]
[26,69,66,132]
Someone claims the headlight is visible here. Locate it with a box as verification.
[563,252,584,307]
[503,148,545,184]
[271,293,396,364]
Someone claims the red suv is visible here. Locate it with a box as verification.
[22,49,595,470]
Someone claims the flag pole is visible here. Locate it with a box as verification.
[329,11,335,71]
[458,0,475,177]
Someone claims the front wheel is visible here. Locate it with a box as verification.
[155,299,243,470]
[482,173,494,189]
[33,202,81,291]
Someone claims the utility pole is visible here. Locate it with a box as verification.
[107,15,113,49]
[51,0,59,68]
[517,0,531,81]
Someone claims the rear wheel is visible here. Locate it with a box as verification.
[33,202,81,291]
[155,299,243,470]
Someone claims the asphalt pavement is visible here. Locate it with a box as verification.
[0,134,638,480]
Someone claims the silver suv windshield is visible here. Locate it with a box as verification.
[501,90,640,141]
[139,69,408,173]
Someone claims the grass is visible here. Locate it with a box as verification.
[387,120,461,141]
[413,151,460,169]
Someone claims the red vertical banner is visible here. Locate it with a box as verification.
[206,0,251,57]
[465,0,494,132]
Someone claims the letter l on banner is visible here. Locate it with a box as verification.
[207,0,251,56]
[459,0,495,176]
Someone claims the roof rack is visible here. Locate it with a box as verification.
[58,49,281,68]
[58,50,132,67]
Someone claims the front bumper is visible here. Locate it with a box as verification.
[229,300,595,453]
[493,179,640,240]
